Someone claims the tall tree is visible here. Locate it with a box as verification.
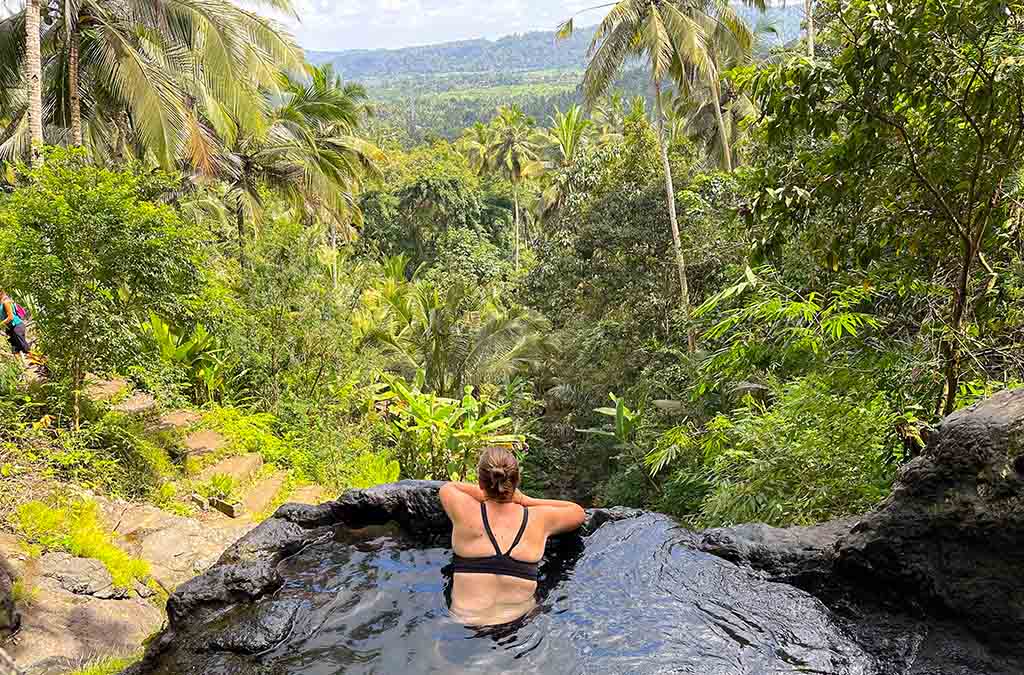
[216,64,382,270]
[2,0,302,168]
[747,0,1024,415]
[486,106,543,271]
[559,0,707,351]
[24,0,42,163]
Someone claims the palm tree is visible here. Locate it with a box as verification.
[486,106,543,271]
[1,0,302,168]
[25,0,42,162]
[559,0,707,351]
[457,122,494,176]
[358,260,550,398]
[544,105,592,167]
[216,64,383,270]
[560,0,757,351]
[806,0,815,57]
[538,105,592,219]
[591,93,627,144]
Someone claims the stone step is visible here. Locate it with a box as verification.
[183,429,227,458]
[112,391,157,417]
[241,471,289,516]
[197,453,263,486]
[290,485,329,506]
[84,375,129,402]
[149,410,202,433]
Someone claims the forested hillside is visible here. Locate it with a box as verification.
[310,4,804,142]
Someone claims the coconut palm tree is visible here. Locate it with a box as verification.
[486,106,543,271]
[591,92,627,144]
[457,121,494,176]
[357,261,551,398]
[25,0,42,162]
[537,105,592,219]
[559,0,707,351]
[216,64,383,271]
[559,0,757,351]
[544,105,592,168]
[1,0,302,168]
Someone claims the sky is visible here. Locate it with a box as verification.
[273,0,604,52]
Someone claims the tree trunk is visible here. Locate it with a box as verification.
[69,20,83,146]
[655,80,696,353]
[236,207,247,271]
[513,187,521,271]
[330,220,339,289]
[806,0,815,58]
[709,77,734,173]
[25,0,44,164]
[940,238,977,416]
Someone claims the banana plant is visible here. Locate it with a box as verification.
[579,393,641,449]
[141,313,229,404]
[382,373,523,480]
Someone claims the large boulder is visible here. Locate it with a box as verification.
[835,388,1024,645]
[0,554,18,640]
[699,388,1024,659]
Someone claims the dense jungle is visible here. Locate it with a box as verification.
[0,0,1022,672]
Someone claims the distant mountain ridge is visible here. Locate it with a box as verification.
[307,5,803,80]
[306,27,597,80]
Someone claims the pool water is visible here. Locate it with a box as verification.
[242,513,876,675]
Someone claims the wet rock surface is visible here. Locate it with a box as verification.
[127,391,1024,674]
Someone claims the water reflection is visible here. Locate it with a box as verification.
[252,514,875,674]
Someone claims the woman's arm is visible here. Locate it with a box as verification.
[0,300,12,327]
[438,482,486,521]
[515,490,587,535]
[513,490,579,509]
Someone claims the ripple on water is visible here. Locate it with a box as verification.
[242,515,878,675]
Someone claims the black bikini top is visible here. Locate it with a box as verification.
[450,502,540,582]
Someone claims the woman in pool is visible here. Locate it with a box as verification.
[440,446,587,625]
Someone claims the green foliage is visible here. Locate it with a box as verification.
[0,149,199,421]
[11,578,39,606]
[66,655,141,675]
[46,415,175,500]
[141,313,230,405]
[198,473,240,504]
[580,394,641,448]
[346,452,401,489]
[13,499,150,589]
[652,376,899,527]
[383,374,523,480]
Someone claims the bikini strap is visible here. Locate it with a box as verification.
[480,502,502,556]
[505,507,529,557]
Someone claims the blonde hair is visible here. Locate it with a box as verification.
[477,446,520,501]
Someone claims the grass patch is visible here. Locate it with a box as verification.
[196,473,240,504]
[11,578,39,607]
[12,498,150,589]
[67,654,141,675]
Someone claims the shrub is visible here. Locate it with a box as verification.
[650,374,900,527]
[0,148,200,425]
[13,499,150,589]
[346,452,400,489]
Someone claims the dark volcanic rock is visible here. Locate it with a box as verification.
[0,553,18,639]
[206,599,301,654]
[166,560,283,626]
[835,389,1024,650]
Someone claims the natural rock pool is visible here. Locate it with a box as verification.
[129,390,1024,675]
[222,515,872,674]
